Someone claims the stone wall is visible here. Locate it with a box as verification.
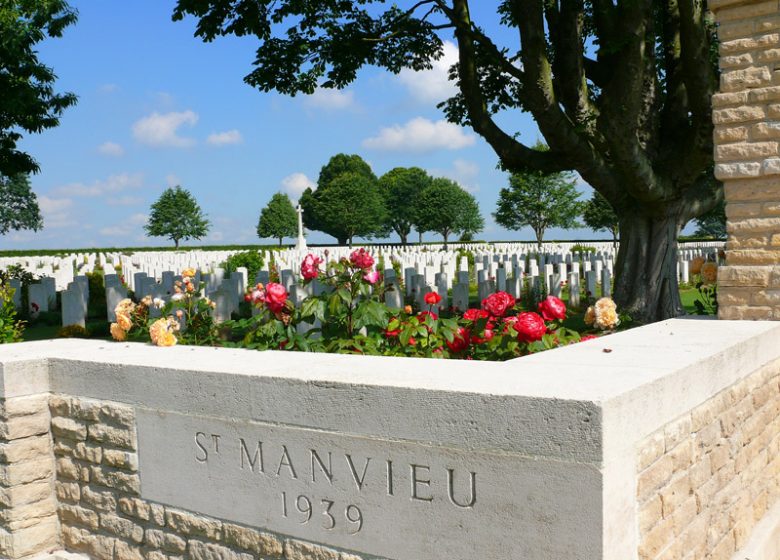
[712,0,780,319]
[48,394,377,560]
[636,358,780,560]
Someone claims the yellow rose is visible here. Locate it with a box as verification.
[182,268,196,278]
[595,307,620,330]
[584,306,596,326]
[110,323,127,341]
[157,330,177,347]
[148,318,166,345]
[116,312,132,332]
[149,317,178,347]
[701,262,718,284]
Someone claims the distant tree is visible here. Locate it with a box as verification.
[1,1,78,177]
[313,172,387,246]
[379,167,432,245]
[583,191,620,246]
[301,154,387,244]
[457,194,484,242]
[494,169,582,248]
[416,178,478,250]
[257,192,297,246]
[0,175,43,235]
[145,186,210,249]
[693,198,726,239]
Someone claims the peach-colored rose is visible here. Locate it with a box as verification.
[701,262,718,284]
[584,306,596,326]
[116,312,132,332]
[689,257,705,276]
[182,268,196,278]
[110,323,127,341]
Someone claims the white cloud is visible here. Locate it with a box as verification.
[281,173,316,200]
[303,89,355,110]
[38,196,76,229]
[132,110,198,148]
[99,213,147,237]
[106,196,143,206]
[98,141,124,157]
[165,174,181,188]
[362,117,475,153]
[398,41,459,103]
[53,173,144,197]
[207,129,243,146]
[99,83,119,94]
[431,159,480,193]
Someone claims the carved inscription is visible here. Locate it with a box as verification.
[193,431,477,532]
[137,409,601,560]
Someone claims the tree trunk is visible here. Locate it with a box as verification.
[613,210,684,324]
[174,239,180,249]
[278,237,283,246]
[534,229,544,251]
[443,231,449,251]
[400,232,407,245]
[612,227,619,250]
[418,231,423,244]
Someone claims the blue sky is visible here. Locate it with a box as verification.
[4,0,614,250]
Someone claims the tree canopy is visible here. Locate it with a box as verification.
[693,198,727,239]
[583,191,620,245]
[0,174,43,235]
[416,178,481,249]
[257,192,297,245]
[1,1,78,177]
[494,169,582,247]
[173,0,722,322]
[311,172,387,246]
[378,167,432,245]
[301,154,387,244]
[144,186,210,249]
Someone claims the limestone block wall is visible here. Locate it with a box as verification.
[47,394,376,560]
[712,0,780,319]
[635,358,780,560]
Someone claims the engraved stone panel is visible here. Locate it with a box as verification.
[137,409,601,560]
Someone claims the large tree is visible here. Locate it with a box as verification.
[0,175,43,235]
[379,167,432,245]
[173,0,721,322]
[416,178,479,249]
[311,172,387,246]
[693,198,726,239]
[1,1,78,177]
[300,153,380,237]
[257,192,297,245]
[494,169,583,248]
[145,186,210,249]
[583,191,620,246]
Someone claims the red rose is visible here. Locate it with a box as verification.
[463,308,490,322]
[471,327,494,345]
[502,315,520,334]
[424,291,442,305]
[349,248,375,270]
[264,282,288,313]
[515,312,546,343]
[481,291,516,317]
[446,327,470,353]
[537,296,567,322]
[385,327,401,338]
[300,254,322,280]
[417,310,439,322]
[579,334,598,342]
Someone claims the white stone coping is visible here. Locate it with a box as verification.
[1,317,779,462]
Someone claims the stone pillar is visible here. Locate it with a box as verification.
[0,359,59,557]
[711,0,780,319]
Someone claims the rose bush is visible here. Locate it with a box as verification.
[110,250,621,360]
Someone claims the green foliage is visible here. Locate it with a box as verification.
[693,198,726,239]
[0,282,24,343]
[86,271,106,319]
[301,154,386,244]
[0,175,43,235]
[57,324,90,339]
[570,244,597,254]
[257,192,297,245]
[0,264,37,319]
[415,178,483,248]
[0,1,78,177]
[378,167,432,245]
[144,186,210,248]
[582,192,619,243]
[221,251,264,282]
[494,163,583,246]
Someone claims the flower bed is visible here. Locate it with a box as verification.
[111,250,625,360]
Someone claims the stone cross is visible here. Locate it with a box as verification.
[295,204,307,251]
